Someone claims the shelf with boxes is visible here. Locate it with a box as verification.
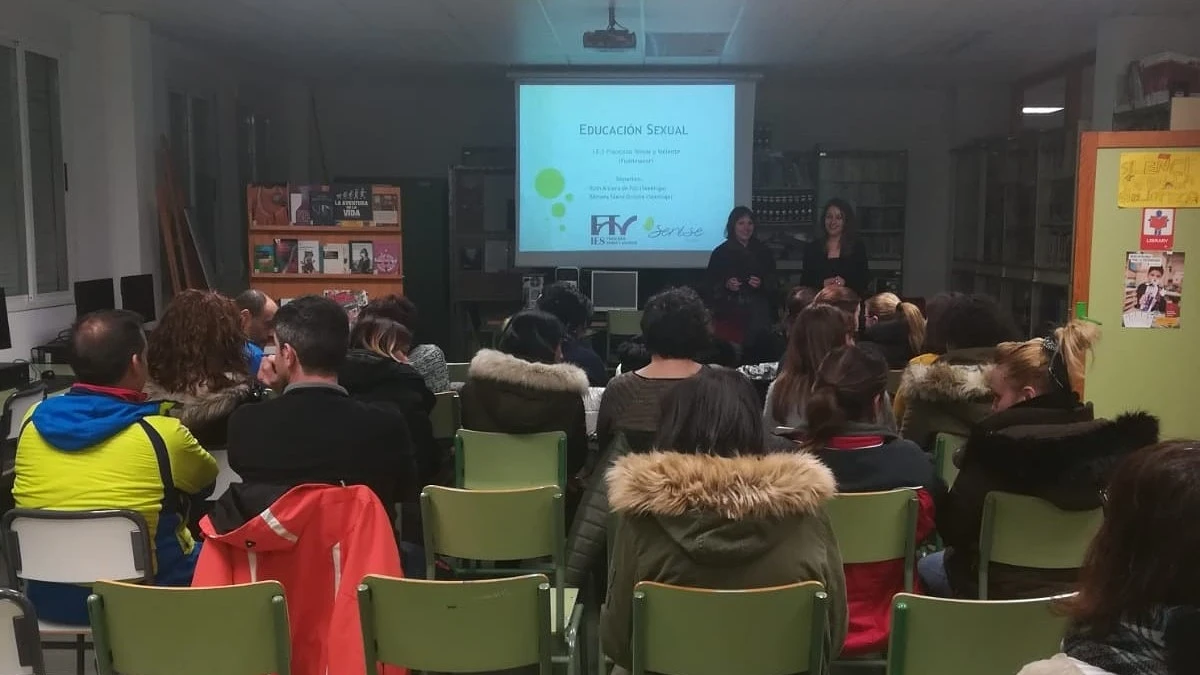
[246,183,404,317]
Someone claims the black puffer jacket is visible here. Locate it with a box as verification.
[859,319,915,369]
[940,393,1159,599]
[339,349,443,486]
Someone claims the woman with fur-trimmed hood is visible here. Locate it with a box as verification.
[459,310,590,480]
[895,294,1022,449]
[144,290,265,449]
[921,321,1160,600]
[602,368,847,671]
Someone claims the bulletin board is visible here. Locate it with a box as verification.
[1073,131,1200,438]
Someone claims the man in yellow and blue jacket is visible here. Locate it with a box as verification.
[14,309,218,624]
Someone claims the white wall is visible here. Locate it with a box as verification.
[306,73,1007,297]
[0,1,154,362]
[1092,14,1200,130]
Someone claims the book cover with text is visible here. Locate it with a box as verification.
[274,238,298,274]
[371,185,401,227]
[374,241,401,275]
[254,244,276,273]
[289,185,312,225]
[310,187,336,226]
[322,242,349,274]
[334,184,373,227]
[297,240,320,274]
[349,241,374,274]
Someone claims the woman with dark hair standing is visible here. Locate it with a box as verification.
[1019,441,1200,675]
[602,368,847,672]
[459,309,590,479]
[804,344,939,657]
[705,206,776,346]
[801,198,870,297]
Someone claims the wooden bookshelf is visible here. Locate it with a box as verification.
[245,195,404,305]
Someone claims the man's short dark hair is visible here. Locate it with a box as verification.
[272,296,349,375]
[1149,266,1165,276]
[641,286,711,360]
[235,289,270,317]
[70,310,146,386]
[536,282,591,335]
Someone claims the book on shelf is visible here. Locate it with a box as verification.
[349,241,374,274]
[297,240,320,274]
[254,244,275,273]
[374,241,401,275]
[310,187,336,226]
[322,242,349,274]
[334,184,373,227]
[248,185,290,226]
[274,238,299,274]
[324,289,370,324]
[371,186,401,227]
[289,186,312,225]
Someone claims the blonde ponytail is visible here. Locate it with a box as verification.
[897,302,926,354]
[995,320,1101,394]
[1055,320,1101,385]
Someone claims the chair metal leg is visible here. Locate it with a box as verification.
[76,635,85,675]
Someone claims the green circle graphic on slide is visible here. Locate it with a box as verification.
[535,168,565,199]
[565,193,574,202]
[551,202,566,218]
[643,216,655,231]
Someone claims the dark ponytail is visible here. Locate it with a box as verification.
[804,344,889,449]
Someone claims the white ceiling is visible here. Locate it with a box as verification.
[72,0,1198,79]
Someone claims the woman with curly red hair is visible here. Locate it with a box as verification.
[145,290,264,448]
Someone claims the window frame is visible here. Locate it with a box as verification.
[0,33,71,312]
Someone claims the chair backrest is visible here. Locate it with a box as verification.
[88,581,291,675]
[978,492,1102,599]
[358,574,552,675]
[2,509,152,586]
[206,449,242,502]
[446,361,470,384]
[0,589,45,675]
[933,433,967,487]
[454,429,567,489]
[632,581,828,675]
[607,310,644,336]
[430,391,461,440]
[886,593,1069,675]
[3,384,45,442]
[825,489,918,590]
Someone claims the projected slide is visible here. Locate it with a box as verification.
[518,83,736,267]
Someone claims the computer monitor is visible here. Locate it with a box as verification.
[590,270,639,312]
[0,293,11,350]
[73,278,115,318]
[120,274,156,323]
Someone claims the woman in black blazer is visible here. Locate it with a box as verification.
[801,198,870,297]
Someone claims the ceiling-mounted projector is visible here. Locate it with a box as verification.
[583,1,637,50]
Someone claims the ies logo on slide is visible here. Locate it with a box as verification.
[590,215,640,246]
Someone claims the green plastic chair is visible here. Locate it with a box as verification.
[422,486,580,673]
[454,429,567,489]
[886,593,1069,675]
[978,491,1102,600]
[358,574,553,675]
[447,361,470,384]
[605,310,644,363]
[430,391,461,441]
[632,581,829,675]
[932,433,967,487]
[87,580,291,675]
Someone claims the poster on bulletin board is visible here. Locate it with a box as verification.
[1122,251,1185,329]
[1118,152,1200,208]
[1141,208,1176,250]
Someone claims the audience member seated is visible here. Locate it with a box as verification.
[235,288,278,377]
[1019,441,1200,675]
[145,290,265,448]
[602,368,847,671]
[802,344,940,657]
[764,304,897,437]
[339,315,443,488]
[537,282,608,386]
[459,310,590,481]
[921,320,1159,599]
[615,336,650,374]
[597,287,709,452]
[14,310,218,624]
[814,285,863,330]
[222,296,416,529]
[890,291,963,421]
[738,285,817,388]
[896,293,1020,449]
[859,292,927,369]
[359,294,450,393]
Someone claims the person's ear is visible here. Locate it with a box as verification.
[1021,385,1038,401]
[873,393,883,416]
[239,308,252,327]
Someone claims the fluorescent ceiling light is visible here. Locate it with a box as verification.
[1022,106,1065,115]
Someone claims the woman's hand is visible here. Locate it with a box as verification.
[748,275,762,289]
[726,277,742,292]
